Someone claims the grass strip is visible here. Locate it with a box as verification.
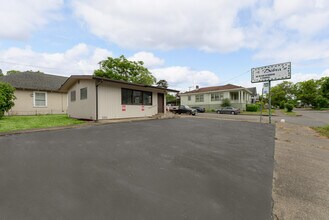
[0,114,84,132]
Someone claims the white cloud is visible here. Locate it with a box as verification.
[72,0,256,52]
[290,70,329,83]
[71,0,329,64]
[128,52,164,68]
[151,66,220,91]
[0,0,63,40]
[249,0,329,64]
[0,43,112,76]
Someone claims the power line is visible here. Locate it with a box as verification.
[220,69,250,85]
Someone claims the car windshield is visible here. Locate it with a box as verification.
[184,105,192,109]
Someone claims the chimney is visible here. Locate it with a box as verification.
[196,85,199,90]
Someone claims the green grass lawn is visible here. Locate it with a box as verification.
[0,114,85,133]
[312,125,329,138]
[241,109,276,115]
[280,109,297,116]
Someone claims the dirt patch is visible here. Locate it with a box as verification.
[273,122,329,219]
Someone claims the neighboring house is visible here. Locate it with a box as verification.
[246,87,258,103]
[180,84,254,111]
[0,71,68,115]
[59,75,178,120]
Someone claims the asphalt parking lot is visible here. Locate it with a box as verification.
[0,118,275,220]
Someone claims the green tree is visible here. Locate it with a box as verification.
[295,79,319,106]
[0,69,3,76]
[94,55,156,86]
[166,93,176,103]
[270,81,296,107]
[221,98,231,107]
[314,95,329,108]
[320,77,329,99]
[6,70,21,75]
[156,79,168,88]
[0,82,16,119]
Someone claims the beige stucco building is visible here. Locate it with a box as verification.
[0,72,68,115]
[180,84,255,111]
[59,75,178,120]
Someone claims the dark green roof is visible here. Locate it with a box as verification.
[0,71,68,92]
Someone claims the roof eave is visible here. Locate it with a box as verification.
[59,75,180,93]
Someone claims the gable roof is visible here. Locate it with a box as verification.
[246,87,257,96]
[59,75,180,93]
[0,71,68,92]
[182,84,244,94]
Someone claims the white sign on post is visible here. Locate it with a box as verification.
[251,62,291,83]
[263,82,269,94]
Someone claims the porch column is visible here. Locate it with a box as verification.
[238,91,241,103]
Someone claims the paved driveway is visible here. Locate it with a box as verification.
[196,110,329,127]
[0,118,275,220]
[280,109,329,127]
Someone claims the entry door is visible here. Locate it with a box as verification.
[157,93,164,113]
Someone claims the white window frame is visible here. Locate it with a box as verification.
[33,91,47,107]
[80,87,88,100]
[195,94,204,102]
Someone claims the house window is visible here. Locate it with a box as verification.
[71,90,76,102]
[121,88,152,105]
[188,95,191,101]
[133,90,143,104]
[80,87,87,100]
[230,92,239,100]
[143,92,152,105]
[211,93,223,101]
[34,92,47,107]
[195,94,204,102]
[122,89,133,104]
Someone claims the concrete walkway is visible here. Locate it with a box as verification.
[273,122,329,219]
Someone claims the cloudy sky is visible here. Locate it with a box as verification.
[0,0,329,91]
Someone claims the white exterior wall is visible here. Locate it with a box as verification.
[181,91,230,106]
[67,80,96,120]
[7,89,67,115]
[181,89,252,111]
[98,82,160,119]
[66,80,165,120]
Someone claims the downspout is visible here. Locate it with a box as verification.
[95,79,104,121]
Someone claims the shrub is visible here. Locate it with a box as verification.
[221,98,231,107]
[315,96,329,108]
[0,82,16,119]
[246,104,259,112]
[285,103,294,112]
[279,101,285,109]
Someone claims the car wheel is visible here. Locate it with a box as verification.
[231,111,235,115]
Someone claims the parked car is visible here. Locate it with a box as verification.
[216,106,240,115]
[191,106,205,113]
[170,105,197,115]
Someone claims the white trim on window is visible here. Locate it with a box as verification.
[33,91,47,107]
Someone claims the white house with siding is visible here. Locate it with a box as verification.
[0,72,68,115]
[59,75,178,120]
[180,84,255,111]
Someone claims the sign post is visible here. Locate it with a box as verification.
[251,62,291,124]
[268,81,271,124]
